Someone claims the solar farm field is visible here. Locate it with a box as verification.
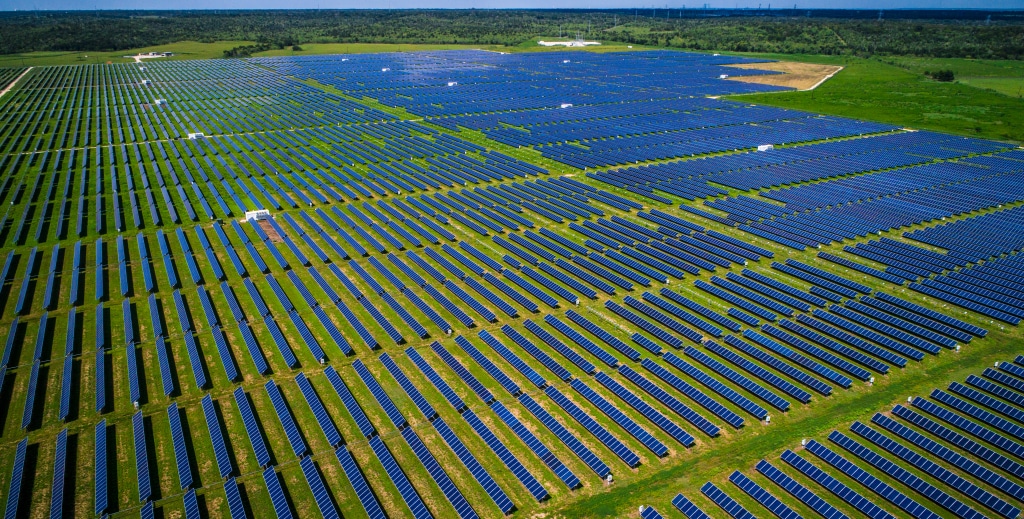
[0,49,1021,519]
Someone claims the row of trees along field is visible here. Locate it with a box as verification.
[1,9,1022,59]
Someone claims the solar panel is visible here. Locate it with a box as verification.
[265,379,308,458]
[201,394,234,479]
[701,481,756,519]
[545,385,641,467]
[781,449,892,519]
[183,488,200,519]
[380,353,437,420]
[23,359,40,428]
[263,466,294,519]
[233,387,271,469]
[595,371,694,447]
[870,412,1024,504]
[140,502,154,519]
[49,428,68,519]
[368,435,433,519]
[454,334,522,397]
[3,438,27,519]
[642,358,744,429]
[295,372,343,447]
[405,346,467,412]
[640,506,663,519]
[168,402,193,490]
[755,460,847,519]
[224,477,248,519]
[570,377,669,456]
[353,359,408,429]
[300,456,340,519]
[673,493,712,519]
[401,426,479,518]
[319,367,375,439]
[133,411,151,503]
[335,446,386,519]
[829,429,983,519]
[849,421,1016,519]
[463,409,549,501]
[729,470,801,519]
[685,346,791,412]
[805,439,939,519]
[618,364,720,438]
[95,420,108,516]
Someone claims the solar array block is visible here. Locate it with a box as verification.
[463,409,549,501]
[545,385,641,467]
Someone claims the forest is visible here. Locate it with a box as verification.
[0,9,1022,59]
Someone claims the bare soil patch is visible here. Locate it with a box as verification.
[725,61,843,90]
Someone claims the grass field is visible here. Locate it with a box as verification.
[723,53,1024,144]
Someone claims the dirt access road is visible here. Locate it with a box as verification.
[0,67,32,98]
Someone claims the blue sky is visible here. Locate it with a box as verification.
[6,0,1024,10]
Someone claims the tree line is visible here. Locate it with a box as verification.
[0,10,1021,60]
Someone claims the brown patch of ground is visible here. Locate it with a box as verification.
[725,61,843,90]
[257,220,283,242]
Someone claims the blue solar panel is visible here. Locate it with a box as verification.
[701,481,756,519]
[300,456,340,519]
[95,420,108,516]
[354,359,408,429]
[849,421,1017,519]
[201,394,234,479]
[545,385,641,467]
[829,429,983,519]
[805,439,940,519]
[687,345,791,412]
[870,412,1024,505]
[618,364,720,438]
[335,446,386,519]
[295,372,344,447]
[3,438,27,519]
[380,353,437,420]
[595,371,694,447]
[781,449,892,519]
[755,459,847,519]
[565,309,640,360]
[265,379,308,457]
[23,359,40,428]
[309,371,371,442]
[401,426,479,518]
[49,428,68,519]
[729,470,801,519]
[224,477,248,519]
[132,410,151,503]
[369,435,433,519]
[570,377,669,456]
[673,493,712,519]
[642,358,744,429]
[463,409,548,501]
[263,466,294,519]
[168,402,193,490]
[233,387,271,469]
[183,488,200,519]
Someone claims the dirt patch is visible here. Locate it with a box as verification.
[725,61,843,91]
[257,220,283,243]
